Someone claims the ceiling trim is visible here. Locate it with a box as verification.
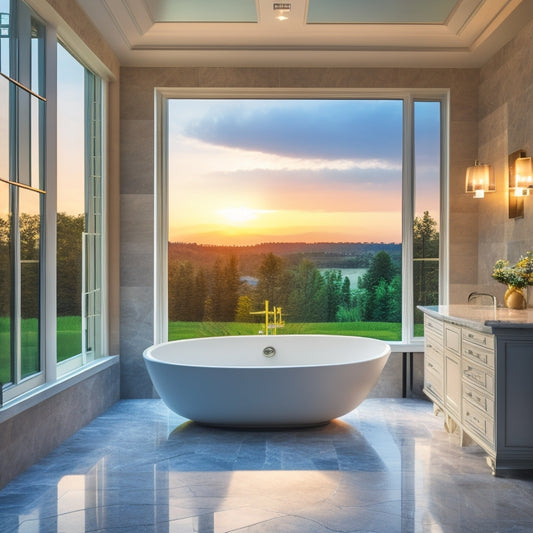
[76,0,533,68]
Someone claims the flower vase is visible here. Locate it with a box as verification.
[504,286,527,310]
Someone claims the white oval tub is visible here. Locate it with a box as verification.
[143,334,390,428]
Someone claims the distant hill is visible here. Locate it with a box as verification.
[168,241,401,274]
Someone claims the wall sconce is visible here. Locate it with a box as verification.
[465,160,495,198]
[509,150,527,218]
[513,156,533,196]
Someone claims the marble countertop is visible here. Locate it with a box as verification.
[418,305,533,333]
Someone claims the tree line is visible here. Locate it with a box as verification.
[0,212,84,318]
[168,249,403,324]
[169,211,439,325]
[0,210,438,324]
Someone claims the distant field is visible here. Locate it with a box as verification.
[167,320,423,341]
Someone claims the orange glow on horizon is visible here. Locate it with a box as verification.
[169,208,402,245]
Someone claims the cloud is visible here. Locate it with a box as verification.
[172,99,403,163]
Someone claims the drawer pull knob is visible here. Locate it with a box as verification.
[466,411,481,426]
[466,391,483,404]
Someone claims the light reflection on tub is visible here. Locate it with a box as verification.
[143,334,390,428]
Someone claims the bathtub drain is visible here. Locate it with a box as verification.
[263,346,276,358]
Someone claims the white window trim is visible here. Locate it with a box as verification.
[154,87,450,350]
[3,12,110,401]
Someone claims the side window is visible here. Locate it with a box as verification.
[0,3,46,399]
[413,101,441,336]
[56,43,103,370]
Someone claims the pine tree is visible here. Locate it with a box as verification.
[287,259,327,322]
[255,252,289,308]
[235,295,254,323]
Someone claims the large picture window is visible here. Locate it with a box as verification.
[158,91,445,347]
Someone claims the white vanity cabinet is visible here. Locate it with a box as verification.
[420,305,533,475]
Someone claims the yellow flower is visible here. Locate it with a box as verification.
[492,251,533,289]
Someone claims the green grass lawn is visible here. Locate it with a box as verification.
[1,316,424,384]
[57,316,82,362]
[168,320,411,341]
[0,316,82,384]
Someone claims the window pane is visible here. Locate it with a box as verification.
[413,101,440,336]
[0,73,10,180]
[0,180,12,385]
[0,0,11,77]
[83,71,103,361]
[19,186,40,378]
[167,99,403,342]
[30,16,45,97]
[57,43,85,362]
[30,94,44,190]
[17,87,30,185]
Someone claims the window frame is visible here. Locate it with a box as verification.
[0,2,47,401]
[0,0,109,404]
[154,88,449,351]
[55,42,105,376]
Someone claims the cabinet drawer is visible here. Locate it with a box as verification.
[425,331,443,354]
[425,349,443,374]
[462,340,494,370]
[462,361,494,395]
[426,340,443,366]
[445,352,461,416]
[424,366,443,401]
[424,316,443,341]
[444,324,461,354]
[463,399,494,445]
[462,328,494,350]
[463,382,494,418]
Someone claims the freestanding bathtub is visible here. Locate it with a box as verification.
[143,334,390,428]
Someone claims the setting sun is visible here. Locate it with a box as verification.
[217,207,273,225]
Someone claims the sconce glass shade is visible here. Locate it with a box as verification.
[513,156,533,196]
[465,160,495,198]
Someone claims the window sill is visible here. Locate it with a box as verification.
[389,341,424,353]
[0,356,119,424]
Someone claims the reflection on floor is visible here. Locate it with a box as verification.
[1,398,533,532]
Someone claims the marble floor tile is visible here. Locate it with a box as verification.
[1,398,533,532]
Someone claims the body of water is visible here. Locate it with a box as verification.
[320,268,367,287]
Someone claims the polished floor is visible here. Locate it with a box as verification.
[1,398,533,533]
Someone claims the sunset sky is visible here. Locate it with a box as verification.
[57,44,85,216]
[168,99,440,245]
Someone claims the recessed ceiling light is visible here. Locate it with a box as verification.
[273,2,291,21]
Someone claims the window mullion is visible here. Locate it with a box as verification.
[43,23,57,383]
[11,185,21,383]
[402,96,415,344]
[439,96,450,305]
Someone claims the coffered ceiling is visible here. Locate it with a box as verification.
[76,0,533,67]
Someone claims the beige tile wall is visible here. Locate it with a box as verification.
[119,66,479,397]
[478,18,533,305]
